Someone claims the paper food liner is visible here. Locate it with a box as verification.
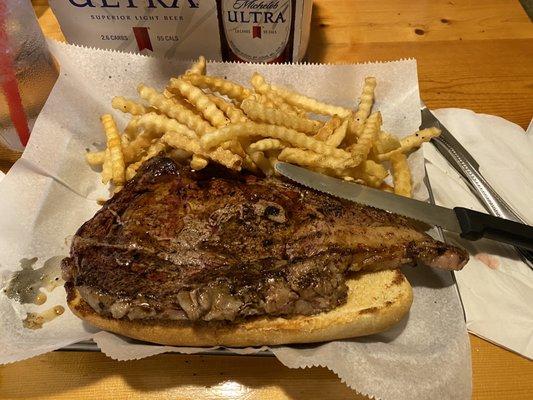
[0,41,471,400]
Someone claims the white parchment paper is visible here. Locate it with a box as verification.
[0,41,471,400]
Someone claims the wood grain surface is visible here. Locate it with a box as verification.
[1,1,532,399]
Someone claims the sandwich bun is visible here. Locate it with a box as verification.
[66,269,413,347]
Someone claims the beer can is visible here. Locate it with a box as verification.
[49,0,313,62]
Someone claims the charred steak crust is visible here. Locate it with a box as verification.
[62,157,468,322]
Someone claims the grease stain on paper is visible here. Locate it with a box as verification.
[474,253,500,270]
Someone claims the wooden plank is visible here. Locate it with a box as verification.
[306,39,533,129]
[309,0,533,44]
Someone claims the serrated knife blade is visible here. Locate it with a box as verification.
[275,162,461,232]
[275,162,533,251]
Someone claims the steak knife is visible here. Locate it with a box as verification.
[275,162,533,251]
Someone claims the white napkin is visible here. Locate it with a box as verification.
[0,171,4,183]
[424,108,533,360]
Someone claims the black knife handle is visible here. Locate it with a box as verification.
[454,207,533,251]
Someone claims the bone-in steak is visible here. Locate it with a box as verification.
[62,157,468,322]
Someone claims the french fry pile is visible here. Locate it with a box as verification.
[86,56,441,198]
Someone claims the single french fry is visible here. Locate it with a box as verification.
[101,114,125,185]
[377,127,441,161]
[170,95,204,116]
[101,149,112,184]
[111,96,153,116]
[241,98,322,134]
[181,74,251,102]
[278,147,354,171]
[206,93,248,123]
[313,116,342,141]
[245,148,273,176]
[190,154,209,170]
[167,78,229,128]
[125,140,167,181]
[348,77,377,138]
[185,55,206,76]
[251,73,351,118]
[347,160,388,188]
[201,122,353,161]
[346,112,381,166]
[163,131,242,170]
[168,148,192,161]
[390,152,412,197]
[138,84,213,135]
[85,150,105,166]
[249,138,286,152]
[325,120,348,147]
[136,112,198,140]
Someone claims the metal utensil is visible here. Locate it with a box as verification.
[421,104,533,268]
[275,162,533,251]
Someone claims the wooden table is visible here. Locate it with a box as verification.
[1,1,532,399]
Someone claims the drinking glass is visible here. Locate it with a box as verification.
[0,0,58,151]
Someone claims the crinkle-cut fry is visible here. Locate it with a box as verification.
[325,120,348,147]
[101,148,112,184]
[163,131,242,170]
[260,90,299,116]
[124,116,140,139]
[136,112,197,140]
[372,131,401,155]
[101,114,125,185]
[111,96,153,116]
[347,112,381,166]
[167,78,229,128]
[313,116,342,141]
[125,140,167,181]
[170,95,204,116]
[138,84,213,135]
[249,138,286,152]
[206,93,248,123]
[190,154,209,170]
[180,74,251,103]
[390,152,412,197]
[185,56,206,76]
[250,72,351,118]
[240,98,322,134]
[355,77,377,124]
[86,150,105,166]
[377,127,441,161]
[245,148,273,176]
[278,148,354,170]
[346,77,377,142]
[201,122,353,161]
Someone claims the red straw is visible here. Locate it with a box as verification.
[0,2,30,147]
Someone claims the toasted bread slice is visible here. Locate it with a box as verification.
[66,269,412,347]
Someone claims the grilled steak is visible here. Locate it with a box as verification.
[62,157,468,322]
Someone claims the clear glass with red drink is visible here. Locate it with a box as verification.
[0,0,58,151]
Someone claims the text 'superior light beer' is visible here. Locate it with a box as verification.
[217,0,295,63]
[49,0,313,62]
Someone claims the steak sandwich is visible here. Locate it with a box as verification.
[62,157,468,346]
